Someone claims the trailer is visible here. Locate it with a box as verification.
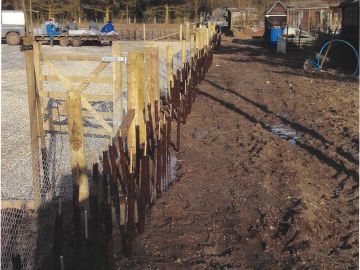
[1,10,26,46]
[33,31,119,47]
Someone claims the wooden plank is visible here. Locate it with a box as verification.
[67,90,89,209]
[118,109,135,138]
[1,200,36,210]
[112,42,122,132]
[40,92,113,102]
[74,62,109,92]
[81,97,113,134]
[46,103,67,116]
[23,35,41,209]
[47,107,113,119]
[42,54,103,62]
[44,60,73,89]
[150,31,180,41]
[40,75,113,84]
[43,122,113,136]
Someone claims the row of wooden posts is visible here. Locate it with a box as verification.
[118,22,195,42]
[50,26,219,269]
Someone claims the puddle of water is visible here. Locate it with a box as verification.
[163,154,178,191]
[270,125,300,145]
[170,154,177,182]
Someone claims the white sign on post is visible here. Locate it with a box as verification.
[102,56,128,63]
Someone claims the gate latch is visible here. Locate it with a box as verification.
[20,44,34,52]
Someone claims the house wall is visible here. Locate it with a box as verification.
[287,7,341,33]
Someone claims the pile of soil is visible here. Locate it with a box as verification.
[116,37,359,269]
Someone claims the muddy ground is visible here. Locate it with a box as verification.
[116,37,359,269]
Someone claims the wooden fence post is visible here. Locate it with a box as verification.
[179,24,183,41]
[23,35,42,208]
[32,43,46,144]
[33,41,52,200]
[143,24,146,41]
[165,4,169,24]
[127,51,146,151]
[145,46,160,122]
[195,29,201,56]
[206,27,209,49]
[112,42,122,133]
[67,90,89,209]
[166,46,174,99]
[186,22,190,41]
[190,32,195,60]
[202,28,206,50]
[181,40,186,66]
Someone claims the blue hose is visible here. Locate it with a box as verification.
[315,39,359,76]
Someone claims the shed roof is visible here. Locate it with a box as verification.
[285,0,341,9]
[266,1,287,15]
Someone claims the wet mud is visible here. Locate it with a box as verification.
[116,38,358,269]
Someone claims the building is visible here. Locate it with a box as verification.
[265,1,288,27]
[285,0,342,33]
[338,0,359,70]
[339,0,358,48]
[227,7,259,31]
[264,1,287,47]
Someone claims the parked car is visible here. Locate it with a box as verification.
[1,10,25,46]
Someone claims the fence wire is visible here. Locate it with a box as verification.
[1,41,186,270]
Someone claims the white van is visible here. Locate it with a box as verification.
[1,10,25,46]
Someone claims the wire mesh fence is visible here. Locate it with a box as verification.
[1,26,218,269]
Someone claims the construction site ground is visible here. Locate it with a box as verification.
[116,37,359,269]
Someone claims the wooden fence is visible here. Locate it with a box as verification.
[2,23,220,269]
[116,23,193,41]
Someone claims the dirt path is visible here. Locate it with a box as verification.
[117,38,358,269]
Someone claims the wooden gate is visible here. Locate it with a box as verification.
[33,42,124,137]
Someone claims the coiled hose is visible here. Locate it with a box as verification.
[308,39,359,76]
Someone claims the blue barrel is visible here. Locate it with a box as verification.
[270,27,283,48]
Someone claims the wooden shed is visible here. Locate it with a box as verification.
[265,1,288,27]
[337,0,359,70]
[339,0,358,49]
[285,0,342,33]
[264,1,287,47]
[227,7,259,31]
